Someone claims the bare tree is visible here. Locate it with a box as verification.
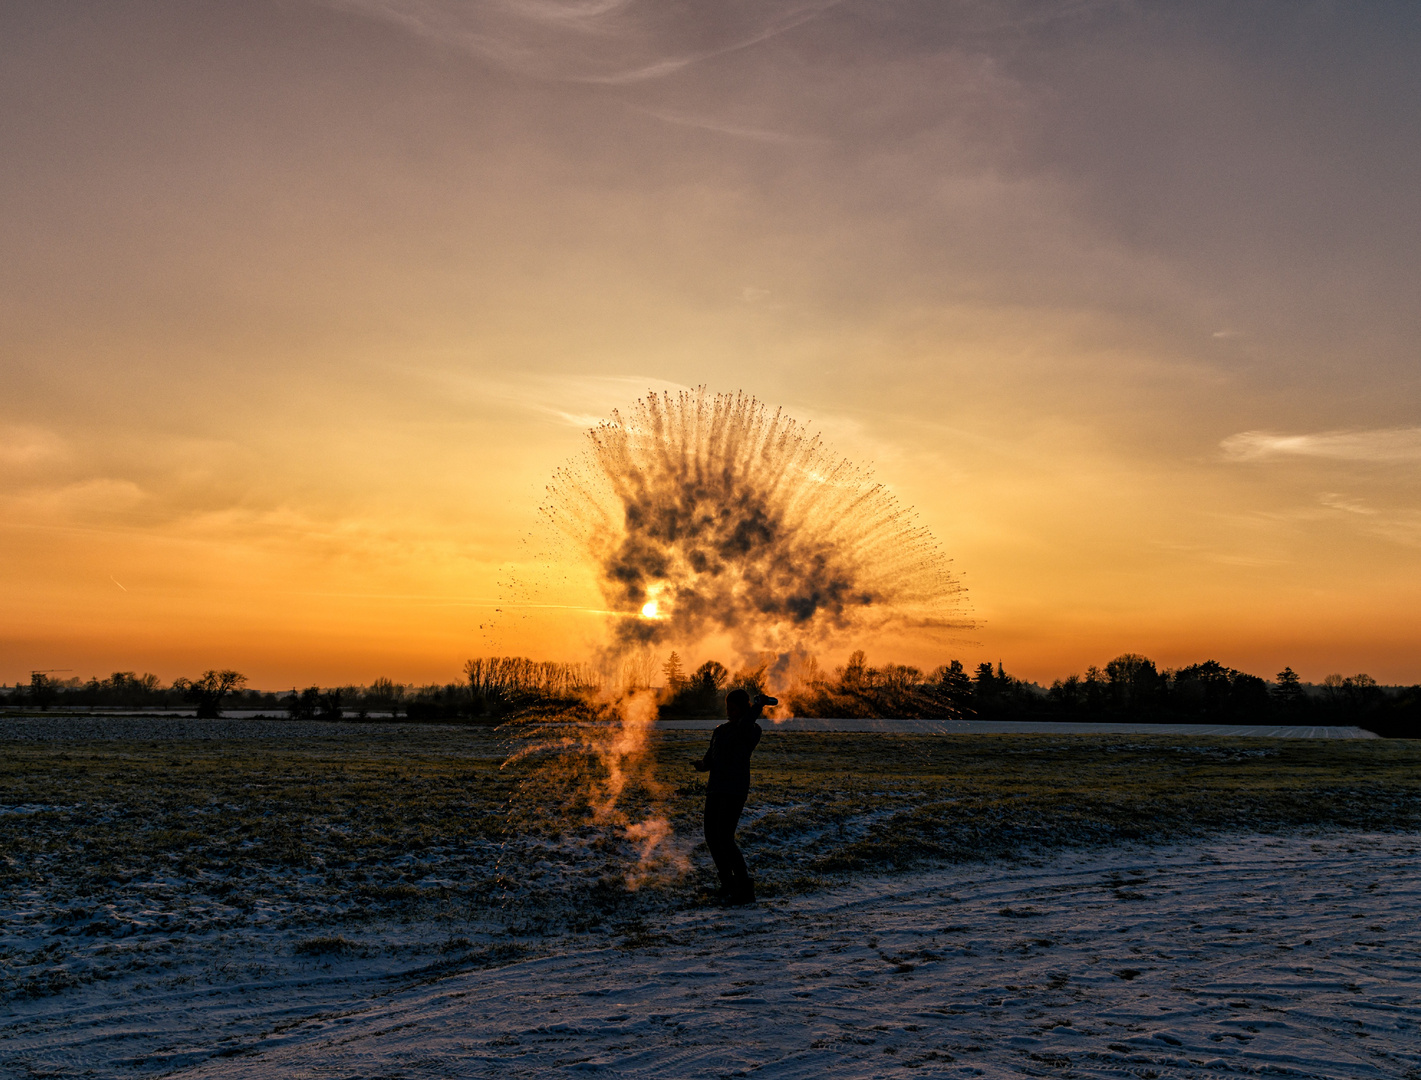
[174,669,247,718]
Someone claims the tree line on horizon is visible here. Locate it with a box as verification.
[10,670,253,718]
[781,650,1420,735]
[5,651,1419,736]
[4,670,474,721]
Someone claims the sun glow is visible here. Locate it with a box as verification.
[641,600,660,619]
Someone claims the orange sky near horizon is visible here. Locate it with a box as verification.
[4,2,1421,689]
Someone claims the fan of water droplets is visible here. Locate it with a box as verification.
[499,389,969,897]
[543,388,967,654]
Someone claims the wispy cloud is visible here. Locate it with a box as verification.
[402,366,694,428]
[1221,428,1421,464]
[1315,493,1421,548]
[523,375,697,428]
[0,425,67,467]
[322,0,841,84]
[1318,492,1377,515]
[8,478,148,520]
[630,106,825,145]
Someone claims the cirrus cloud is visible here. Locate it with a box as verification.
[1221,428,1421,464]
[322,0,842,84]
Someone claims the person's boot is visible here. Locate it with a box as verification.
[725,877,756,906]
[707,877,738,905]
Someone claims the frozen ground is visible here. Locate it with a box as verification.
[660,719,1378,737]
[0,716,414,741]
[5,833,1420,1079]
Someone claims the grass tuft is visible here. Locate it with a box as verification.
[294,935,359,956]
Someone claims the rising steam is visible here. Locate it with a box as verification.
[502,689,685,892]
[544,388,967,655]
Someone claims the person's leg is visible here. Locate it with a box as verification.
[704,791,748,896]
[728,822,755,903]
[703,795,733,891]
[704,791,752,901]
[703,830,730,890]
[723,840,752,903]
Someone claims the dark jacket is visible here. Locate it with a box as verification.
[696,719,762,795]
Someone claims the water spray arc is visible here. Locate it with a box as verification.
[510,388,968,893]
[543,388,966,657]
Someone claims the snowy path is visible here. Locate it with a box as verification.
[9,833,1415,1079]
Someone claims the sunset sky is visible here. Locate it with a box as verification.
[4,1,1420,688]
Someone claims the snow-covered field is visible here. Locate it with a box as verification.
[0,716,412,741]
[662,718,1379,738]
[6,833,1420,1079]
[6,723,1421,1078]
[0,715,1379,739]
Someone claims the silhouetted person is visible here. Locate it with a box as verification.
[692,687,763,905]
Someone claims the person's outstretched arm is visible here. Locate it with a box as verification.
[692,730,715,771]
